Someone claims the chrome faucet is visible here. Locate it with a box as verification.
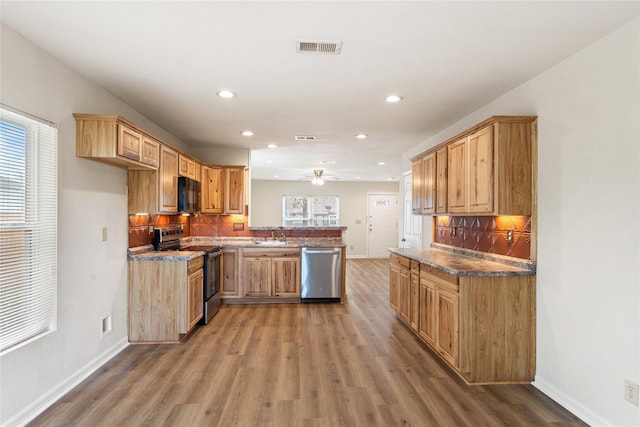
[271,231,275,240]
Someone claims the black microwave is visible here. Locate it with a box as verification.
[178,176,201,213]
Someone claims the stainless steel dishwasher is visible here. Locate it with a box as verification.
[301,247,342,303]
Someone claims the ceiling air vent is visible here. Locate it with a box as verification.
[296,40,343,54]
[295,135,318,141]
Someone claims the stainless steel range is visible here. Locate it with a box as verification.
[153,226,221,324]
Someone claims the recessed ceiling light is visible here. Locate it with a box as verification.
[356,176,361,179]
[385,95,403,103]
[378,161,386,165]
[320,160,336,165]
[217,90,236,98]
[355,133,368,139]
[267,160,273,164]
[274,175,279,178]
[267,144,278,149]
[241,130,254,136]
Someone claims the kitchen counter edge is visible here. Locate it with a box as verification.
[389,247,535,277]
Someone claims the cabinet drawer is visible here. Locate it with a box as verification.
[390,253,410,269]
[420,265,459,293]
[243,248,300,258]
[188,256,204,273]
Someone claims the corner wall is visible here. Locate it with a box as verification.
[0,25,186,426]
[403,18,640,426]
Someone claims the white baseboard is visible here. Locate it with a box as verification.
[6,337,129,427]
[533,376,610,427]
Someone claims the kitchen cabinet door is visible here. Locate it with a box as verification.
[411,158,423,213]
[447,137,467,213]
[159,145,179,213]
[389,263,400,311]
[409,267,420,332]
[222,248,239,297]
[437,288,459,367]
[272,257,300,296]
[141,135,160,168]
[201,166,224,214]
[468,125,494,213]
[224,167,245,214]
[398,266,411,324]
[418,280,436,347]
[117,124,143,162]
[436,147,448,213]
[187,268,204,332]
[179,154,197,180]
[243,258,271,296]
[421,152,436,214]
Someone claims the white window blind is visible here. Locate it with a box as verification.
[0,106,57,355]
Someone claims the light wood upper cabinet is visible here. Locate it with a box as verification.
[201,166,224,214]
[421,152,436,214]
[128,144,178,214]
[411,116,535,216]
[435,147,448,213]
[159,145,179,213]
[74,114,159,170]
[411,158,423,213]
[467,125,494,213]
[224,167,245,215]
[179,154,197,180]
[117,124,143,162]
[447,137,467,213]
[447,119,534,215]
[141,135,160,168]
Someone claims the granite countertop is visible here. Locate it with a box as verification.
[128,239,345,260]
[389,246,535,277]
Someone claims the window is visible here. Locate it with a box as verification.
[0,106,57,355]
[282,195,339,226]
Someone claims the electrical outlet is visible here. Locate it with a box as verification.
[625,379,639,406]
[233,222,244,231]
[100,313,112,339]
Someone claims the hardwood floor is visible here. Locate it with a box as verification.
[29,259,586,426]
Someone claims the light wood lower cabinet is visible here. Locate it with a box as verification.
[221,248,239,297]
[389,253,409,314]
[128,256,204,342]
[390,254,535,384]
[240,248,300,298]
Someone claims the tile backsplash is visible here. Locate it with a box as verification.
[128,211,341,248]
[434,215,531,260]
[128,214,189,248]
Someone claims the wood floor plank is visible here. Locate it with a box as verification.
[28,259,586,427]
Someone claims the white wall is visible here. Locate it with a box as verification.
[402,18,640,427]
[0,25,188,426]
[251,180,400,257]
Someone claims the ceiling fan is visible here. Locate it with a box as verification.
[299,169,339,185]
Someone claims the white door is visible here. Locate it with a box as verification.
[367,193,399,258]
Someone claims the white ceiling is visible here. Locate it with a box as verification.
[1,1,638,182]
